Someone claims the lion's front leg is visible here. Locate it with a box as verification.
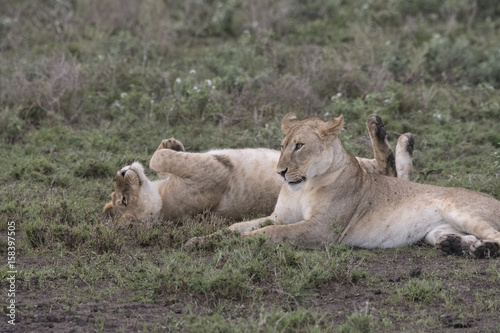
[185,215,276,249]
[228,214,277,233]
[364,114,397,177]
[150,144,228,180]
[358,115,414,180]
[242,219,336,249]
[395,133,414,180]
[155,137,185,152]
[151,138,186,179]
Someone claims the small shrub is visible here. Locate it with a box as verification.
[0,108,24,143]
[204,267,250,300]
[133,223,161,247]
[396,279,443,303]
[339,309,373,333]
[51,223,90,250]
[494,152,500,174]
[89,225,124,253]
[74,159,113,179]
[266,308,333,332]
[24,218,49,248]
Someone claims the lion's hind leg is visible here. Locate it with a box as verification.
[426,224,500,258]
[425,224,469,256]
[440,197,500,258]
[363,114,397,177]
[361,115,414,180]
[472,241,500,258]
[395,133,414,180]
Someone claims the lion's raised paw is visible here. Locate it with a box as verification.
[156,138,185,152]
[367,114,387,141]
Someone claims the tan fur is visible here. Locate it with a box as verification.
[193,114,500,258]
[104,138,282,221]
[104,116,413,223]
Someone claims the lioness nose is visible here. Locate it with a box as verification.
[277,168,288,178]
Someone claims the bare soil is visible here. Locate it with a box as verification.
[4,245,499,332]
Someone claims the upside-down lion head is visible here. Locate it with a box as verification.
[103,162,147,220]
[277,113,344,190]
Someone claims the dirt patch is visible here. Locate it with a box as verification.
[3,245,500,332]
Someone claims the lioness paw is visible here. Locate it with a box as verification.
[436,235,465,256]
[470,240,500,259]
[156,138,185,152]
[398,133,414,156]
[438,235,500,259]
[367,114,387,141]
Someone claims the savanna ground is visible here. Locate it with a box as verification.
[1,0,500,332]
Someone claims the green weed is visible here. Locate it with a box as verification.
[396,279,443,304]
[339,308,373,333]
[176,308,335,333]
[89,225,124,254]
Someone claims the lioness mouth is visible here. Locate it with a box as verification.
[288,177,306,185]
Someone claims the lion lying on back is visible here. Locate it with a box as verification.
[103,139,282,221]
[104,116,414,222]
[190,114,500,258]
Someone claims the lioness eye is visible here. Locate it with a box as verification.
[295,143,304,151]
[122,197,127,206]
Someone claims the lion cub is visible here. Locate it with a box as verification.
[191,114,500,258]
[103,139,282,221]
[104,116,413,222]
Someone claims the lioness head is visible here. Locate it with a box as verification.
[103,162,160,220]
[277,113,344,190]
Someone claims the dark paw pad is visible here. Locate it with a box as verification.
[373,115,387,141]
[438,235,464,256]
[162,138,185,152]
[474,241,500,259]
[405,135,414,156]
[367,115,387,141]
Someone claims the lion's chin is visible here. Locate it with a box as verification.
[125,169,142,185]
[286,177,306,191]
[287,176,306,185]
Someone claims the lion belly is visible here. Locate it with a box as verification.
[208,148,283,219]
[341,202,443,248]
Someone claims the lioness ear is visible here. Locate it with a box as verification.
[320,114,344,138]
[281,113,298,134]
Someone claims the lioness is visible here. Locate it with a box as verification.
[104,116,414,222]
[190,114,500,258]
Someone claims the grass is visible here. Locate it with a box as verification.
[1,0,500,331]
